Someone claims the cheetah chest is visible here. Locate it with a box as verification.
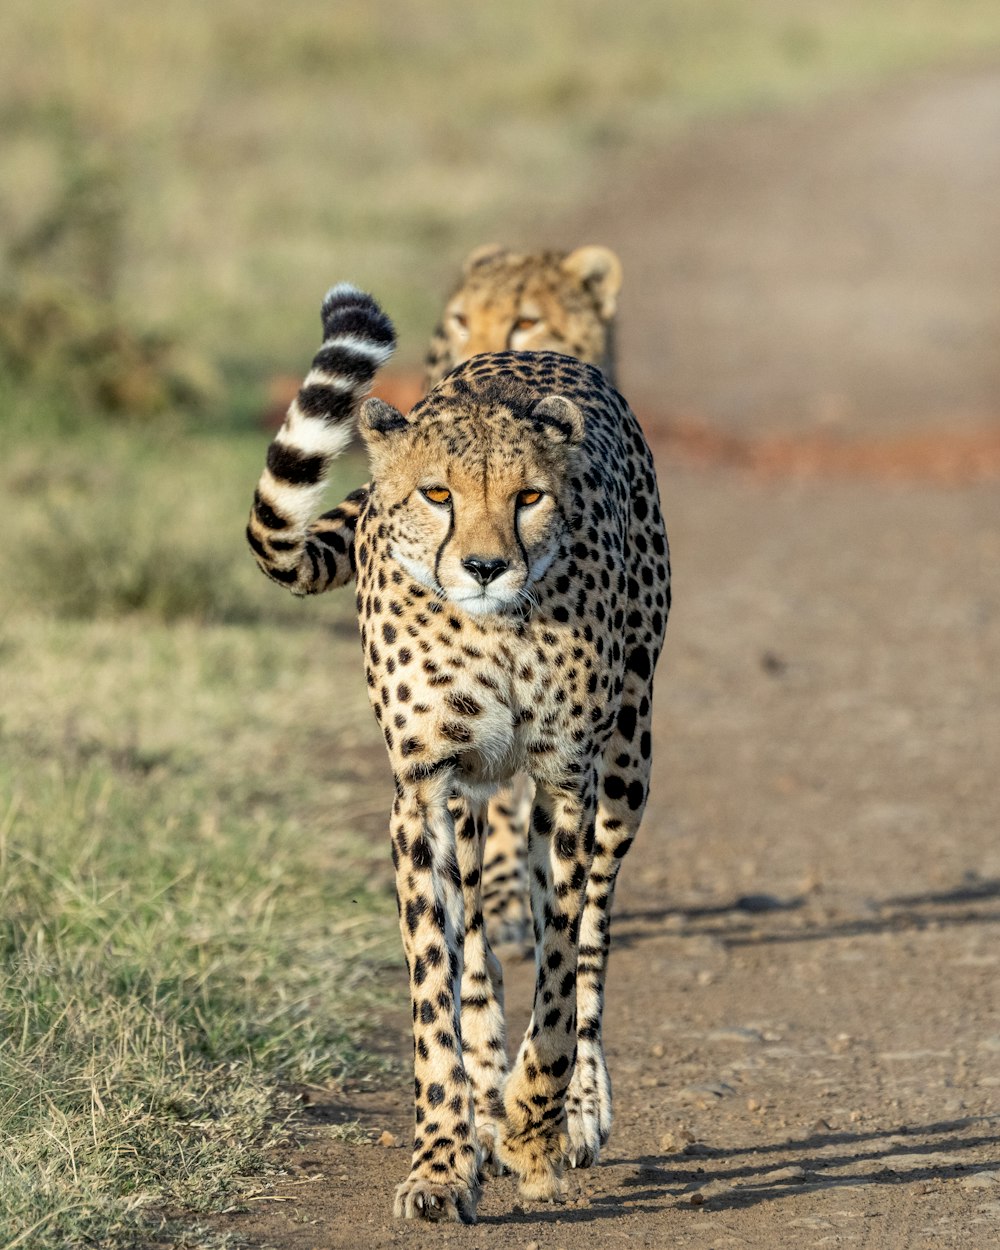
[358,571,620,791]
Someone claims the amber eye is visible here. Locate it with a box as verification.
[421,485,452,506]
[513,317,539,332]
[517,488,542,507]
[451,311,468,332]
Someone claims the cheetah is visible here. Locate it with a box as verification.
[422,242,622,389]
[254,244,625,949]
[247,284,669,1224]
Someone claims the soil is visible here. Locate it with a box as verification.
[217,67,1000,1249]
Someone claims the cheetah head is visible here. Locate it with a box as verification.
[358,390,584,616]
[440,244,622,367]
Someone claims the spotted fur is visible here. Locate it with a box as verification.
[423,243,622,388]
[253,247,624,948]
[248,288,669,1224]
[245,284,394,593]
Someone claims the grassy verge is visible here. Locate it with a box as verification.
[0,420,397,1248]
[4,1,1000,373]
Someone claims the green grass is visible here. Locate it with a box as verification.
[0,411,398,1246]
[0,606,398,1247]
[3,0,1000,378]
[4,4,1000,1243]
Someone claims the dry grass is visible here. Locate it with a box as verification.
[3,4,1000,1244]
[0,601,397,1248]
[3,1,999,374]
[0,402,396,1246]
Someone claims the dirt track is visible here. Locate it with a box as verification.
[216,68,1000,1249]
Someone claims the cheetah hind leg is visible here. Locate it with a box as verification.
[481,774,534,948]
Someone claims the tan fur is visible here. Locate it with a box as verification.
[425,244,622,388]
[250,249,626,951]
[248,289,670,1223]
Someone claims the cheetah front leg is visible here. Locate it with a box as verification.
[451,796,508,1175]
[566,676,655,1169]
[390,782,481,1224]
[500,775,597,1201]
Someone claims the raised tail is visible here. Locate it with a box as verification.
[246,285,394,595]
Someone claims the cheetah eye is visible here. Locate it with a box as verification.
[517,488,543,508]
[450,311,468,332]
[421,485,452,507]
[513,317,539,332]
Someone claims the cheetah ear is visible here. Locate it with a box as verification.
[530,395,585,447]
[462,243,511,274]
[358,397,410,442]
[562,246,623,320]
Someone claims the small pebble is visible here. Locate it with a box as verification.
[762,1165,807,1183]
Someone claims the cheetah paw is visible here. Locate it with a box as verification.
[565,1113,602,1170]
[393,1176,479,1224]
[477,1121,506,1177]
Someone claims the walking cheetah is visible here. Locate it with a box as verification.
[253,244,625,949]
[247,284,669,1223]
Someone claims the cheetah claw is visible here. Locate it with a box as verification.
[393,1176,479,1224]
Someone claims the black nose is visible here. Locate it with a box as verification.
[462,555,510,586]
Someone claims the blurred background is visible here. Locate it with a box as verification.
[2,4,999,1247]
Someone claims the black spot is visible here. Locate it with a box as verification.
[447,692,483,716]
[406,896,427,933]
[315,527,346,553]
[266,442,327,485]
[297,383,354,421]
[410,837,432,869]
[245,526,266,558]
[626,646,651,681]
[312,342,378,383]
[604,774,626,800]
[555,831,576,860]
[626,781,645,811]
[253,490,288,530]
[617,704,637,741]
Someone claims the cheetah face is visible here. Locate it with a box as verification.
[439,245,622,369]
[359,394,584,616]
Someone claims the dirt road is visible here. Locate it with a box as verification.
[215,68,1000,1249]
